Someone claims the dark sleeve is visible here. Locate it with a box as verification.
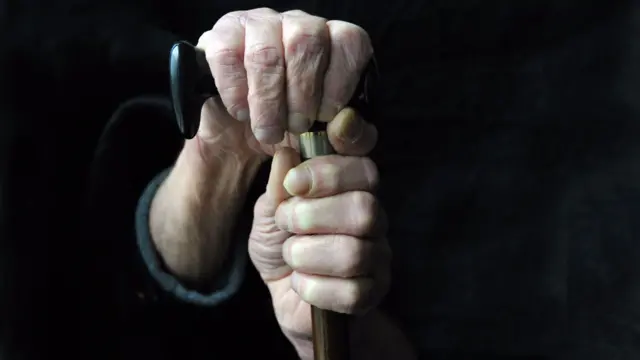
[135,168,247,306]
[87,96,297,359]
[3,4,295,357]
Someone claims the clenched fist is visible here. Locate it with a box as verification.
[249,110,390,358]
[194,8,374,162]
[151,8,376,285]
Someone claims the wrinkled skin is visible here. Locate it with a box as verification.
[194,8,389,358]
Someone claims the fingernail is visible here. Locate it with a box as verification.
[288,241,302,269]
[254,126,284,144]
[339,112,364,143]
[288,113,311,134]
[295,202,314,232]
[236,109,250,122]
[283,167,311,195]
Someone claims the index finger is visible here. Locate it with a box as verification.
[283,155,379,198]
[199,12,250,122]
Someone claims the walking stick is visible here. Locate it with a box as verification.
[298,123,349,360]
[169,40,377,360]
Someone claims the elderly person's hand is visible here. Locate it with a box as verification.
[250,135,390,358]
[193,8,375,160]
[149,8,375,287]
[149,7,415,359]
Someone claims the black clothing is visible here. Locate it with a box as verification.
[1,0,640,359]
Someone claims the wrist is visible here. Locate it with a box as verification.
[178,136,266,187]
[149,138,264,285]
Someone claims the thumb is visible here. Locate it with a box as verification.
[266,147,301,206]
[249,147,300,283]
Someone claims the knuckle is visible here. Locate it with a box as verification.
[331,22,372,49]
[204,31,246,81]
[283,19,329,106]
[207,48,242,68]
[328,21,373,69]
[209,13,245,41]
[314,162,340,194]
[285,18,327,45]
[209,14,235,34]
[196,30,212,47]
[251,7,278,15]
[282,9,311,17]
[350,191,378,235]
[221,10,246,19]
[215,11,245,27]
[245,44,284,71]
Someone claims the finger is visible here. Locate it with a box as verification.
[244,8,286,144]
[327,107,378,156]
[290,271,390,314]
[251,148,299,283]
[275,191,387,236]
[282,155,378,198]
[266,147,301,206]
[281,10,330,134]
[200,11,250,122]
[317,21,373,122]
[283,235,391,278]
